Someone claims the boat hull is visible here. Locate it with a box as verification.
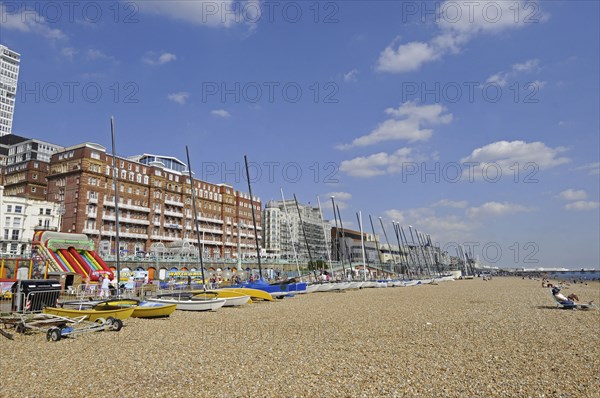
[147,298,226,311]
[95,301,177,318]
[221,288,274,301]
[43,306,134,321]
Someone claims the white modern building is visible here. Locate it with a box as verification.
[0,186,61,256]
[0,45,20,136]
[263,200,331,261]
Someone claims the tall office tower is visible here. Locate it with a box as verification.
[0,45,20,136]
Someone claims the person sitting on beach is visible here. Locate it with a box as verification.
[551,287,581,305]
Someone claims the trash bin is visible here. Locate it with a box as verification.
[11,279,61,312]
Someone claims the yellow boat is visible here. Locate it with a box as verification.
[221,287,273,302]
[43,306,134,321]
[94,300,177,318]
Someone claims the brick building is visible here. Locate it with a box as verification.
[45,142,262,258]
[0,134,63,200]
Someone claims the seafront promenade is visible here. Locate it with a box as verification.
[1,277,599,397]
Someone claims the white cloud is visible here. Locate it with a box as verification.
[86,49,118,63]
[340,148,415,178]
[327,192,352,202]
[211,109,231,118]
[572,162,600,176]
[167,92,190,105]
[467,201,532,218]
[377,1,548,73]
[383,208,473,243]
[1,4,66,39]
[433,199,469,208]
[512,59,540,72]
[461,140,570,179]
[485,59,541,87]
[61,47,77,60]
[376,40,441,73]
[140,0,253,28]
[343,69,358,82]
[326,192,352,210]
[338,102,452,149]
[143,51,177,65]
[557,189,588,201]
[565,201,600,211]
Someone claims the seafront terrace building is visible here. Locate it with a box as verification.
[0,134,63,199]
[0,185,61,256]
[45,143,262,258]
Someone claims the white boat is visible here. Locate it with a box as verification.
[362,281,377,288]
[305,284,320,293]
[317,283,335,292]
[148,297,226,311]
[348,281,363,289]
[403,280,419,287]
[375,282,388,288]
[333,282,351,290]
[221,295,251,307]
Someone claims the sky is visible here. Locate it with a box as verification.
[1,0,599,269]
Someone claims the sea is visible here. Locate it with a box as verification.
[545,270,600,281]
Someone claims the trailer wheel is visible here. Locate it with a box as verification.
[15,323,26,334]
[47,327,61,342]
[95,317,106,325]
[107,317,123,332]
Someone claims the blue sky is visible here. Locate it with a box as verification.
[2,0,599,268]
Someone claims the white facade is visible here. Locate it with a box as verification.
[263,200,331,261]
[0,186,61,256]
[0,45,20,136]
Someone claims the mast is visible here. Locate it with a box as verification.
[280,189,301,278]
[368,215,382,278]
[335,203,351,280]
[330,197,342,272]
[392,220,408,276]
[293,194,317,281]
[414,228,432,276]
[317,196,333,278]
[110,117,121,294]
[244,156,263,280]
[400,226,418,277]
[357,211,367,281]
[186,146,207,292]
[379,217,398,276]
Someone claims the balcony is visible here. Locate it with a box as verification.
[103,214,116,221]
[165,199,184,207]
[197,226,223,235]
[121,217,150,226]
[197,215,223,224]
[88,197,98,204]
[120,231,148,239]
[82,228,100,235]
[164,223,183,230]
[87,212,97,218]
[164,210,183,218]
[104,200,151,213]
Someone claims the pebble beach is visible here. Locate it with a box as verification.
[1,277,599,397]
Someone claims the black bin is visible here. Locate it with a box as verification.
[11,280,61,312]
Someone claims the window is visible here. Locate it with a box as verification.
[32,173,38,179]
[39,208,44,215]
[3,229,8,240]
[11,230,19,240]
[46,208,51,215]
[6,205,11,213]
[14,206,22,214]
[31,187,36,193]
